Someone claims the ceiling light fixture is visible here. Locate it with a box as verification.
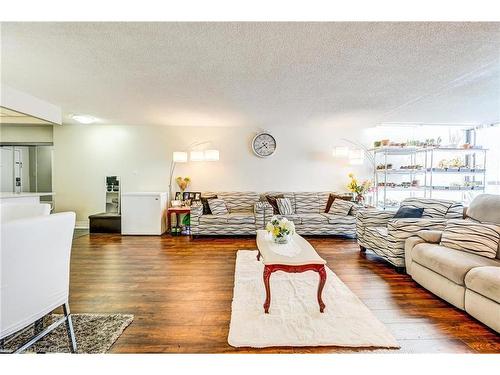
[71,114,97,124]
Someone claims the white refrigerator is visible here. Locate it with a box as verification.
[121,192,168,235]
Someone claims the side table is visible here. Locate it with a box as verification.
[167,207,191,235]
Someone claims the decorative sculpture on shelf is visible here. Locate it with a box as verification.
[175,176,191,193]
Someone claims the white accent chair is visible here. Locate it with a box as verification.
[0,204,77,353]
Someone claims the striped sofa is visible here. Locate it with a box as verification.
[356,198,464,270]
[190,191,359,237]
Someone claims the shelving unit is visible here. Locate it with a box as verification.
[423,147,487,199]
[372,146,487,209]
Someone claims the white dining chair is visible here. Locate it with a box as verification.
[0,204,77,353]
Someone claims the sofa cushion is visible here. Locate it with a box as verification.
[440,219,500,259]
[401,198,460,219]
[276,198,294,215]
[226,212,256,225]
[328,199,355,216]
[466,194,500,225]
[200,195,217,215]
[299,213,329,224]
[199,214,228,224]
[216,192,260,213]
[321,213,356,225]
[208,198,229,215]
[294,192,320,214]
[324,193,353,213]
[412,243,500,285]
[465,266,500,304]
[265,194,284,214]
[393,206,424,219]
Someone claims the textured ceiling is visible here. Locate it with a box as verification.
[1,22,499,127]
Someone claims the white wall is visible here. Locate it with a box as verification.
[0,124,53,143]
[53,124,372,223]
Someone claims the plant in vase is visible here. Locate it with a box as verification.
[347,173,372,204]
[266,216,295,244]
[175,176,191,193]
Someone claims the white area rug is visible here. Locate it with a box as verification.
[228,250,399,349]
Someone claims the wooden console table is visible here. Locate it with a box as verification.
[256,230,327,313]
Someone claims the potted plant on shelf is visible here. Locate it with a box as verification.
[266,216,296,244]
[347,173,372,204]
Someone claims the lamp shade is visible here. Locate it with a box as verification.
[190,150,205,161]
[172,151,188,163]
[204,149,219,161]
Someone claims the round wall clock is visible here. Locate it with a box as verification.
[252,132,277,158]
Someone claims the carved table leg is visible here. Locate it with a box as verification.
[317,266,327,313]
[263,266,272,313]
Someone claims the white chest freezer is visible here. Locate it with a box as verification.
[121,192,168,235]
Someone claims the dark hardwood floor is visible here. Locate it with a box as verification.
[68,234,500,353]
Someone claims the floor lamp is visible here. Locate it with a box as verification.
[168,148,220,203]
[169,151,188,202]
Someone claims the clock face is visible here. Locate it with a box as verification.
[252,133,277,157]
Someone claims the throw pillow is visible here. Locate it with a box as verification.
[328,199,355,216]
[276,198,294,215]
[393,206,424,219]
[440,219,500,259]
[200,195,217,215]
[208,198,229,216]
[325,193,353,213]
[266,194,284,214]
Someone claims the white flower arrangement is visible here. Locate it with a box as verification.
[266,216,295,244]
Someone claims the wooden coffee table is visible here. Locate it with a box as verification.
[256,230,327,313]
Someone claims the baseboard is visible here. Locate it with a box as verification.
[75,220,89,229]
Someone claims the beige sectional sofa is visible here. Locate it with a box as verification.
[405,194,500,333]
[190,191,359,237]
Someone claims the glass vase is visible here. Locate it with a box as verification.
[273,234,290,244]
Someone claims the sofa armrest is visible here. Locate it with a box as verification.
[189,204,203,235]
[356,209,394,243]
[386,218,447,257]
[404,236,427,276]
[190,204,203,220]
[254,201,273,229]
[349,202,363,217]
[417,229,443,244]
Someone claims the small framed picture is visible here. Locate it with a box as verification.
[193,192,201,201]
[182,191,190,201]
[175,192,182,200]
[188,192,196,200]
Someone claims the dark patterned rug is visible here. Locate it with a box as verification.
[1,313,133,354]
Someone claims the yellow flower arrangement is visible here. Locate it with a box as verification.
[175,176,191,192]
[347,173,372,203]
[266,216,295,244]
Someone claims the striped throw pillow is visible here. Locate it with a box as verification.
[276,198,294,215]
[440,219,500,259]
[208,198,229,216]
[328,199,354,216]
